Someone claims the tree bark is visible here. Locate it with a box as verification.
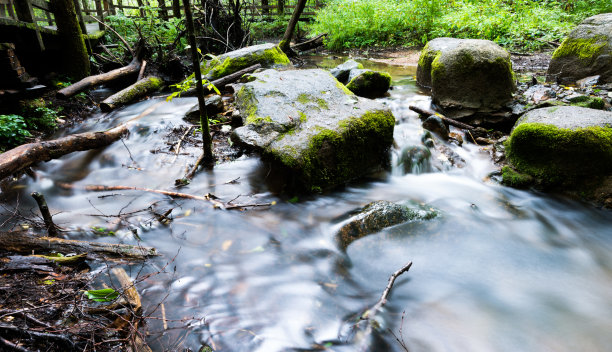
[183,0,214,163]
[52,0,91,79]
[0,124,128,181]
[57,55,142,98]
[100,76,164,112]
[278,0,307,56]
[0,231,158,259]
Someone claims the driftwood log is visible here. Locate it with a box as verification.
[0,231,157,259]
[292,33,327,52]
[408,105,475,130]
[57,55,143,99]
[0,124,128,181]
[100,76,164,112]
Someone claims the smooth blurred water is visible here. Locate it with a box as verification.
[2,57,611,352]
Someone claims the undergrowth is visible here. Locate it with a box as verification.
[311,0,612,51]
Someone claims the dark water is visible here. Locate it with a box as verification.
[2,57,612,352]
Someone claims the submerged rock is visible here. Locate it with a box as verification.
[202,43,291,80]
[397,145,431,174]
[504,106,612,188]
[330,59,363,83]
[547,13,612,84]
[345,69,392,98]
[422,115,449,140]
[184,95,224,123]
[335,200,438,249]
[231,68,395,192]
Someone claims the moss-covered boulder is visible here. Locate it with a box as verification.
[335,200,438,249]
[330,59,363,83]
[231,69,395,192]
[202,43,291,80]
[345,69,392,98]
[547,13,612,84]
[417,38,516,112]
[504,106,612,187]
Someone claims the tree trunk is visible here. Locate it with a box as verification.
[57,55,142,98]
[51,0,91,79]
[0,231,157,259]
[183,0,214,163]
[0,124,128,181]
[100,76,164,112]
[278,0,307,56]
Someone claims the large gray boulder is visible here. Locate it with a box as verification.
[504,106,612,187]
[417,38,516,111]
[547,13,612,84]
[202,43,291,80]
[231,69,395,192]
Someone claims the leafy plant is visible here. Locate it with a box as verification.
[84,288,119,302]
[0,114,32,149]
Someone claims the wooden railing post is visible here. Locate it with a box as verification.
[159,0,168,19]
[94,0,104,30]
[277,0,284,15]
[172,0,180,18]
[136,0,144,17]
[13,0,44,51]
[72,0,91,53]
[51,0,90,78]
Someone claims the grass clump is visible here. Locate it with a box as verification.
[311,0,612,51]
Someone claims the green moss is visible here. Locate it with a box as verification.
[270,110,395,191]
[430,55,445,82]
[505,123,612,186]
[299,111,308,123]
[237,86,260,123]
[265,91,286,98]
[568,95,605,109]
[297,93,313,104]
[204,45,290,79]
[552,36,607,63]
[501,165,534,188]
[316,98,329,110]
[346,71,392,97]
[335,80,354,95]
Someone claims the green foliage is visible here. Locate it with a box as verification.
[0,114,32,149]
[84,288,119,302]
[105,8,186,59]
[19,99,59,131]
[250,17,291,40]
[311,0,612,51]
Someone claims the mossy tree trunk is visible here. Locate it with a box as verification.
[278,0,307,56]
[52,0,90,79]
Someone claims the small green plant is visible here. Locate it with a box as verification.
[84,288,119,302]
[19,99,58,130]
[91,226,116,236]
[0,114,32,149]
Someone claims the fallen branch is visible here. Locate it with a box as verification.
[0,231,157,259]
[291,33,327,52]
[162,63,262,98]
[90,15,134,57]
[137,60,147,81]
[409,105,475,130]
[31,192,59,237]
[58,183,273,210]
[0,124,128,181]
[357,262,413,352]
[100,76,164,112]
[57,53,143,99]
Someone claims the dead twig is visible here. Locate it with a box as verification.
[30,192,59,237]
[409,105,475,130]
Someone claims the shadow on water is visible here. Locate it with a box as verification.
[1,57,612,351]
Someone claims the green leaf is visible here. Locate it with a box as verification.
[84,288,119,302]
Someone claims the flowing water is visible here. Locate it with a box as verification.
[2,57,612,352]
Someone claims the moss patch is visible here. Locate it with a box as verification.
[552,36,608,64]
[269,110,395,191]
[505,122,612,186]
[501,165,534,188]
[203,45,290,79]
[568,95,605,109]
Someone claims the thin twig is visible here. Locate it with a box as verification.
[90,16,134,57]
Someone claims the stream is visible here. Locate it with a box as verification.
[2,56,612,352]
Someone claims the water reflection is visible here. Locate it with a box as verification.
[1,58,611,352]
